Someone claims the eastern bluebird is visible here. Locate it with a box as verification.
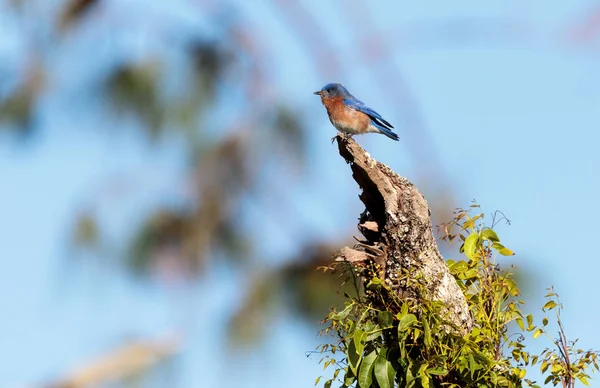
[314,83,399,141]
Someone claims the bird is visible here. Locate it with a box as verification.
[314,83,399,141]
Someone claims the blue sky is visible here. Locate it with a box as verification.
[1,0,600,386]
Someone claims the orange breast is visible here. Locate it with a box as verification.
[322,97,370,134]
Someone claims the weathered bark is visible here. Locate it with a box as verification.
[334,135,473,334]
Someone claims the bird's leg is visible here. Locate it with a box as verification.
[331,133,353,144]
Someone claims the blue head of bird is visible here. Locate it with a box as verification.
[313,83,350,99]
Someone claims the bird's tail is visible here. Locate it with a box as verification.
[377,126,399,141]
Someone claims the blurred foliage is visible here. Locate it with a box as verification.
[228,243,355,344]
[73,210,100,249]
[126,134,252,278]
[317,205,599,387]
[1,0,339,349]
[0,65,43,134]
[58,0,99,31]
[105,62,164,138]
[1,0,477,361]
[187,39,229,98]
[273,106,306,164]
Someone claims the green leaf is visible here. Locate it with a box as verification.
[367,277,383,290]
[474,350,491,366]
[347,337,360,374]
[526,314,533,327]
[491,242,505,251]
[516,317,525,331]
[464,232,480,260]
[324,379,332,388]
[422,317,432,349]
[365,325,382,342]
[358,350,377,388]
[542,317,548,326]
[421,374,430,388]
[413,328,421,340]
[468,354,476,378]
[462,268,479,279]
[578,375,590,386]
[449,260,468,274]
[332,303,353,320]
[531,355,539,365]
[344,367,356,386]
[398,314,418,332]
[543,300,557,311]
[374,352,396,388]
[481,228,500,242]
[314,376,321,386]
[405,360,416,386]
[490,242,515,255]
[427,367,448,376]
[462,214,481,230]
[533,329,543,339]
[400,302,408,317]
[462,219,475,230]
[378,311,393,328]
[355,330,366,356]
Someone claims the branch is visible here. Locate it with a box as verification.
[334,135,473,334]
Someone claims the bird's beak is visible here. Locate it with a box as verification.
[314,91,323,95]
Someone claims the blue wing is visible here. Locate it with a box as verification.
[343,98,394,130]
[343,97,398,141]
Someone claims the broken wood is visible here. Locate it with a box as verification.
[335,135,473,333]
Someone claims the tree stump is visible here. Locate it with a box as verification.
[334,135,473,334]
